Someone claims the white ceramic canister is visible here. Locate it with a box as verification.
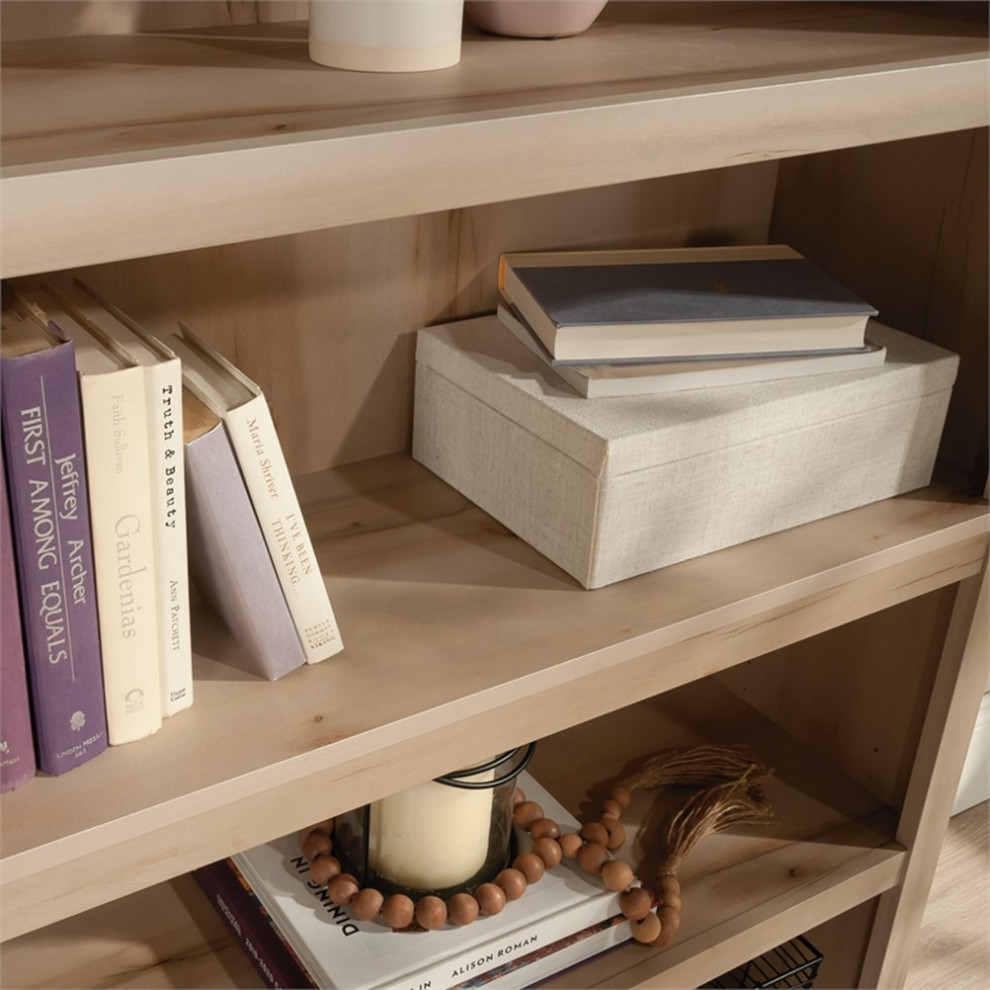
[309,0,465,72]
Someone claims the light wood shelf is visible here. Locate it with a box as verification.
[1,2,987,276]
[1,3,987,987]
[1,454,985,940]
[2,679,911,989]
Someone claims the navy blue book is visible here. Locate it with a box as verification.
[498,244,877,363]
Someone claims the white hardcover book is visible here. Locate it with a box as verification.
[233,773,630,990]
[9,283,163,744]
[47,279,193,717]
[497,304,887,397]
[166,324,343,663]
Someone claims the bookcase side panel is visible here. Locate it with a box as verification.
[66,165,776,475]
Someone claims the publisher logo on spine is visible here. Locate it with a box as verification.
[125,687,147,714]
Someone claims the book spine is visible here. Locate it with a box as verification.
[0,342,108,774]
[145,358,192,716]
[79,367,163,744]
[451,915,629,990]
[0,446,38,792]
[193,860,317,990]
[185,423,306,680]
[223,398,343,663]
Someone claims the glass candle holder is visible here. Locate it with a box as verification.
[333,743,535,899]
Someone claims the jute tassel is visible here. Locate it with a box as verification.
[613,744,775,947]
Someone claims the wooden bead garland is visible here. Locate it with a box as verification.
[298,744,773,950]
[297,784,676,946]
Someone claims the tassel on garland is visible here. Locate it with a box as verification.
[612,744,776,946]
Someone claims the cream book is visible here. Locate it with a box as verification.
[9,283,163,744]
[45,278,193,718]
[166,324,343,663]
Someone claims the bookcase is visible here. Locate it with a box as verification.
[0,2,987,988]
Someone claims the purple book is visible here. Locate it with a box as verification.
[1,312,108,774]
[1,446,37,792]
[193,858,317,990]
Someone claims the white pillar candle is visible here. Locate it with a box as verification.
[368,763,494,890]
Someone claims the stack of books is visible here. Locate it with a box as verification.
[195,774,632,989]
[496,243,884,397]
[0,278,344,790]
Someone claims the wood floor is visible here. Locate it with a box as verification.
[905,800,989,990]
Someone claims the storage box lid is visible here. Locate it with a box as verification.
[415,315,958,476]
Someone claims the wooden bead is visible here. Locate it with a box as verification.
[308,854,341,886]
[447,892,480,926]
[610,785,632,808]
[658,905,681,933]
[512,800,544,829]
[301,830,332,861]
[495,867,528,900]
[659,890,682,913]
[513,851,546,884]
[475,882,506,916]
[657,874,681,899]
[512,786,526,806]
[532,836,563,869]
[599,816,626,851]
[327,874,359,905]
[602,798,624,819]
[600,858,635,892]
[529,817,561,841]
[415,895,448,930]
[381,894,416,930]
[558,832,583,858]
[576,841,610,875]
[579,822,609,846]
[351,887,384,921]
[630,911,662,944]
[619,886,654,921]
[650,922,676,948]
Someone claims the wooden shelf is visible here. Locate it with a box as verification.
[1,453,985,939]
[1,679,908,989]
[2,2,987,276]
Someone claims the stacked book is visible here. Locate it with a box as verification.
[0,278,343,791]
[495,243,884,397]
[195,774,632,989]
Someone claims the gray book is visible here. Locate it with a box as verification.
[499,244,878,363]
[184,392,306,680]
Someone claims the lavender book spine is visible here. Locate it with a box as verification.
[1,447,37,792]
[0,339,108,774]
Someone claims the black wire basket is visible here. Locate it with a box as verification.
[701,935,823,989]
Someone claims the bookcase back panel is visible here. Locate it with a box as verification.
[0,1,305,41]
[772,128,989,491]
[716,586,957,811]
[68,165,777,474]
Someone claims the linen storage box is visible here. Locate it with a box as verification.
[411,315,958,589]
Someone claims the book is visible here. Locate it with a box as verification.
[8,283,163,745]
[44,278,193,718]
[497,303,887,397]
[0,444,38,791]
[193,855,317,990]
[165,323,343,664]
[497,244,879,362]
[183,389,307,680]
[0,299,108,774]
[195,854,629,990]
[229,773,630,990]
